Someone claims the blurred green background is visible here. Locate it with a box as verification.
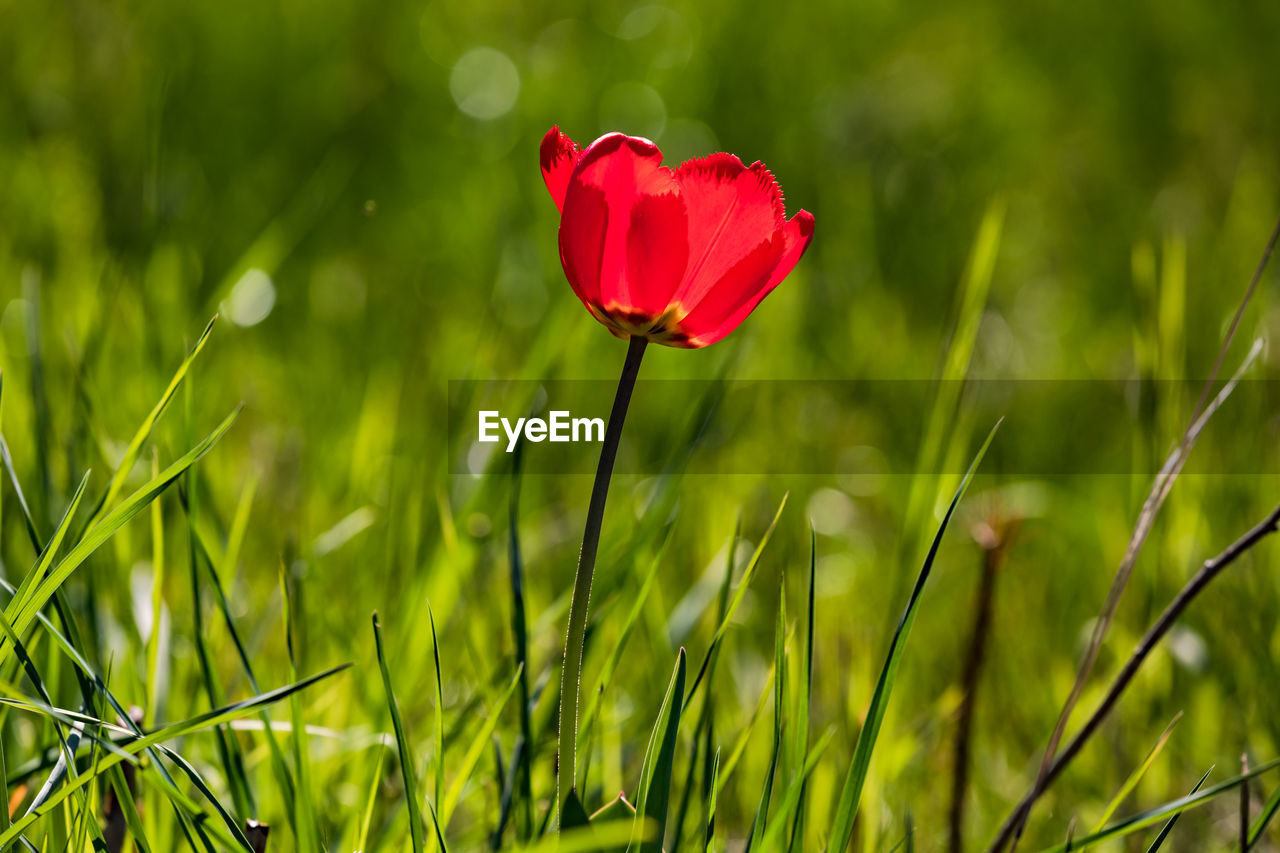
[2,0,1280,848]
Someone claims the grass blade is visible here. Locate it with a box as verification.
[829,420,1001,851]
[759,728,836,851]
[282,567,320,849]
[506,444,534,841]
[1147,768,1211,852]
[6,408,240,640]
[1036,758,1280,852]
[81,316,216,532]
[787,526,817,852]
[704,748,719,853]
[441,663,524,827]
[0,663,350,846]
[745,580,788,852]
[628,648,687,853]
[431,603,445,812]
[373,611,426,853]
[685,495,788,703]
[1092,713,1182,832]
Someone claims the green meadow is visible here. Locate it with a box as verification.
[2,0,1280,849]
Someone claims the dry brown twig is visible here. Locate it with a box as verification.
[988,213,1280,853]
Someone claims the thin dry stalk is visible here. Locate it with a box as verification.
[989,498,1280,850]
[993,212,1280,852]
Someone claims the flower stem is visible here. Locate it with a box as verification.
[556,334,647,821]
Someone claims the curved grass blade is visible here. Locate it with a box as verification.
[0,575,246,847]
[788,526,818,853]
[188,466,254,822]
[685,495,788,703]
[0,431,42,553]
[0,608,107,847]
[759,728,836,851]
[628,648,687,853]
[1146,768,1210,852]
[81,316,216,532]
[184,513,297,828]
[745,580,788,853]
[354,746,386,852]
[670,519,737,853]
[282,567,319,848]
[431,603,445,811]
[717,665,776,795]
[506,443,534,841]
[2,472,90,651]
[1036,757,1280,852]
[0,663,349,846]
[441,663,524,827]
[829,420,1001,851]
[7,407,240,639]
[1092,713,1181,832]
[704,748,719,853]
[1248,759,1280,848]
[373,612,426,853]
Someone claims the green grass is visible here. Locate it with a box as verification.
[3,0,1280,849]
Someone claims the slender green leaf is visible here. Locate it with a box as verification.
[1146,769,1210,852]
[354,746,386,852]
[1035,757,1280,852]
[373,612,426,853]
[829,420,1001,851]
[0,663,349,846]
[441,664,524,826]
[431,603,445,811]
[704,748,719,853]
[83,316,216,531]
[6,408,240,640]
[759,728,836,851]
[628,649,687,853]
[1093,713,1181,832]
[686,495,788,703]
[746,580,788,853]
[788,525,818,853]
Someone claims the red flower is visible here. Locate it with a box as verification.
[540,127,814,348]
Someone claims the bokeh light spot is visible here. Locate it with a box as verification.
[450,47,520,120]
[225,268,276,327]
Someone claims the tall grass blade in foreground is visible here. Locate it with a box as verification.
[685,495,789,703]
[80,315,216,533]
[0,663,350,846]
[4,407,240,640]
[744,580,787,852]
[373,612,427,853]
[628,648,686,853]
[505,441,534,842]
[829,419,1001,851]
[788,525,818,852]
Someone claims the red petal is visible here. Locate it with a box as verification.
[678,210,814,347]
[669,154,786,313]
[626,191,688,319]
[766,209,815,289]
[559,133,687,327]
[540,127,582,214]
